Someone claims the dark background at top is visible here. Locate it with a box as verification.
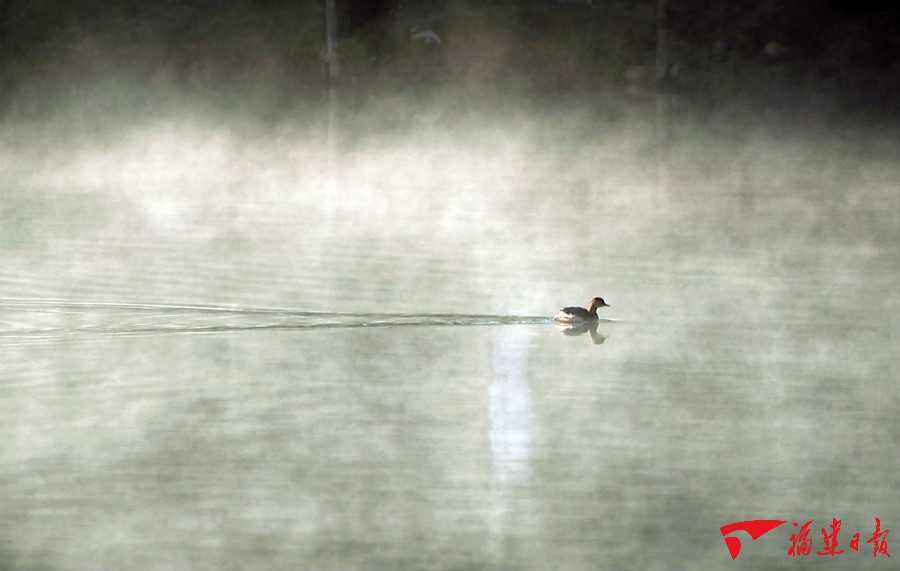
[0,0,898,117]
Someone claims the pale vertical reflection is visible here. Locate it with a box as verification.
[488,327,536,562]
[489,327,533,483]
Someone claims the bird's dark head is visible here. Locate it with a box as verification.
[589,297,610,310]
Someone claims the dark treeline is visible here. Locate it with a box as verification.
[0,0,897,117]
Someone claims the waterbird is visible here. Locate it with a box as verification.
[554,297,610,323]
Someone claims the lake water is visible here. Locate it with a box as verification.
[1,103,898,570]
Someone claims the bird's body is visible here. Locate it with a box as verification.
[554,297,609,323]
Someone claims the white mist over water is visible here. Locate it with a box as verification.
[4,96,675,316]
[2,0,898,565]
[1,84,898,569]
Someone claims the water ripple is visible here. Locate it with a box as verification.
[0,299,552,344]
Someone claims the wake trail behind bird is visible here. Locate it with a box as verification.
[0,298,553,344]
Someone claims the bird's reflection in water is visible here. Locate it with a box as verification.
[555,320,606,345]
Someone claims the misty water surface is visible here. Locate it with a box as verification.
[1,103,898,570]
